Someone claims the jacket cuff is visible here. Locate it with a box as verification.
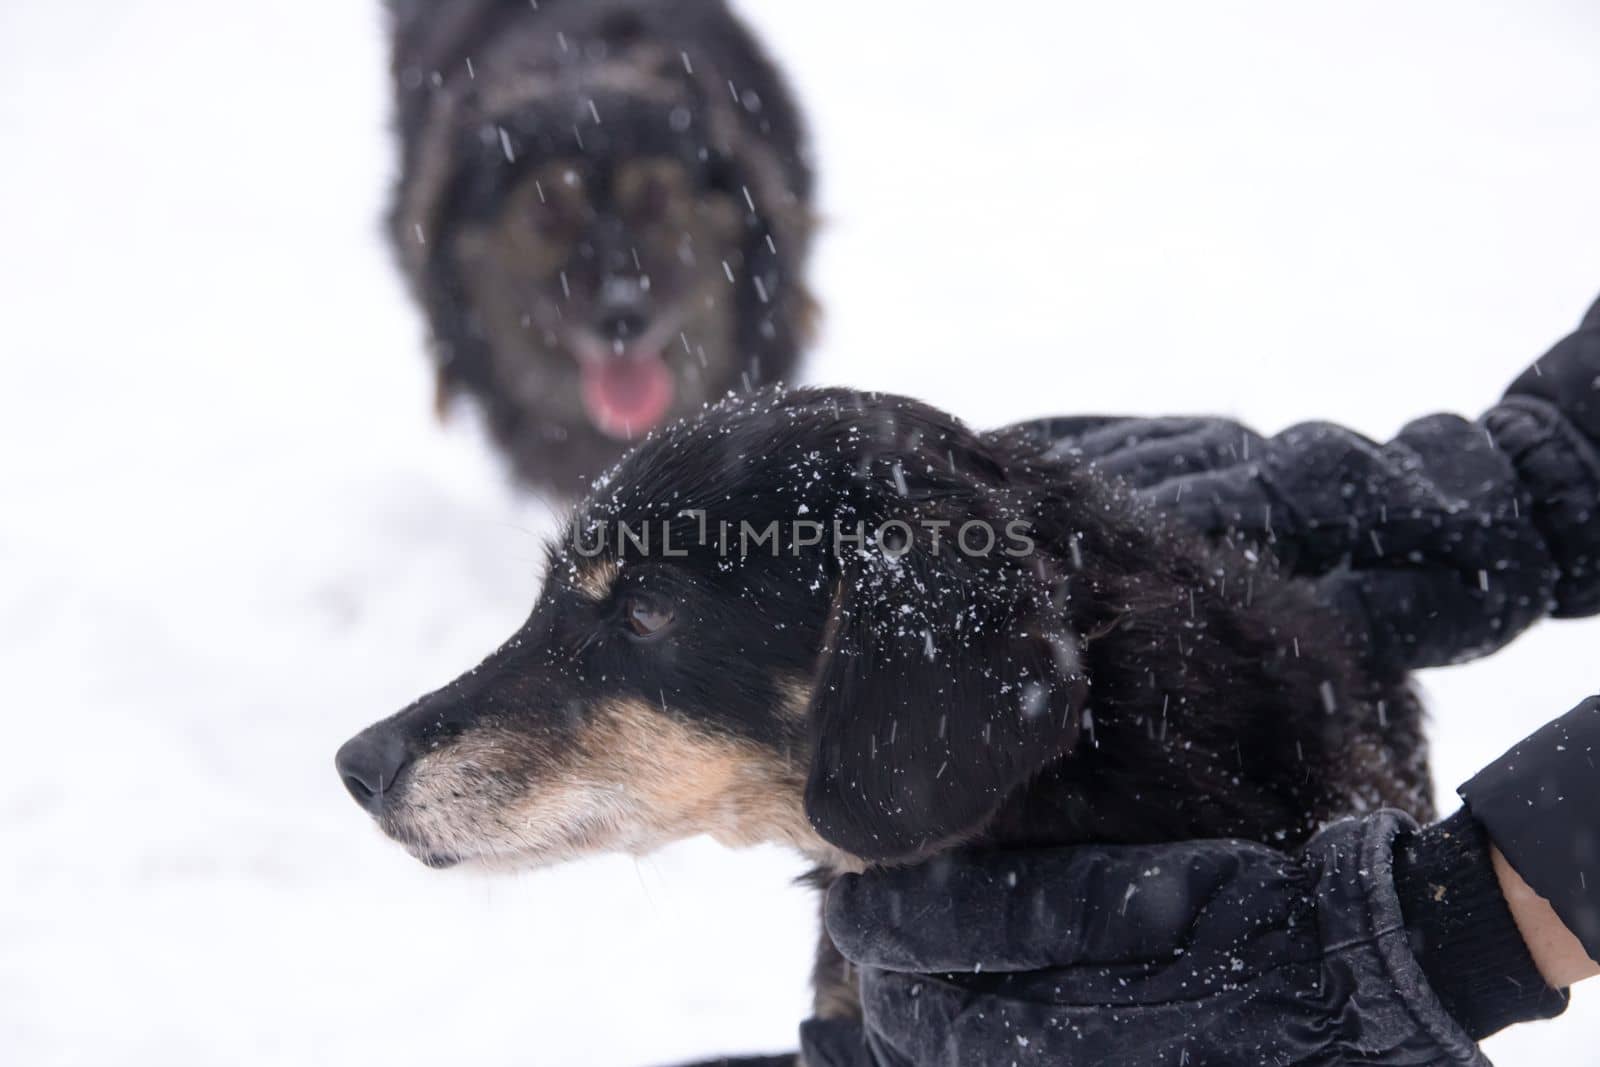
[1460,695,1600,965]
[1393,808,1569,1039]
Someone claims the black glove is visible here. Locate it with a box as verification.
[809,814,1495,1067]
[808,696,1600,1067]
[1008,294,1600,671]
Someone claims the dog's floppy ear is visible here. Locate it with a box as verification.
[803,545,1087,863]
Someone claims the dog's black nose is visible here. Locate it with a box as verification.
[335,727,411,815]
[594,276,651,342]
[598,308,648,342]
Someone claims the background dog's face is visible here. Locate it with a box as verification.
[389,1,815,492]
[336,390,1088,871]
[453,140,747,443]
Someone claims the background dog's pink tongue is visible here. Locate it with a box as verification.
[580,354,675,440]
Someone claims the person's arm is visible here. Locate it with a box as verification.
[809,696,1600,1067]
[1008,292,1600,672]
[1346,696,1600,1034]
[1462,694,1600,980]
[1390,808,1571,1039]
[807,812,1503,1067]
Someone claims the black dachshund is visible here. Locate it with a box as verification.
[338,387,1432,1058]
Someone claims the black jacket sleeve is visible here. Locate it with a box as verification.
[1460,695,1600,964]
[813,813,1498,1067]
[1011,295,1600,671]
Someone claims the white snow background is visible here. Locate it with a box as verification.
[2,1,1598,1064]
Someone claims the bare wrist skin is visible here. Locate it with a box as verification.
[1493,846,1600,988]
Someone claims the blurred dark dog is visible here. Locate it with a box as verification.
[387,0,815,493]
[338,387,1432,1057]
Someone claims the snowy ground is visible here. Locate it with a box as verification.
[2,1,1598,1063]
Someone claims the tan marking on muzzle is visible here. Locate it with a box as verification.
[385,690,857,872]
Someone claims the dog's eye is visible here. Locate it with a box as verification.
[623,595,674,639]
